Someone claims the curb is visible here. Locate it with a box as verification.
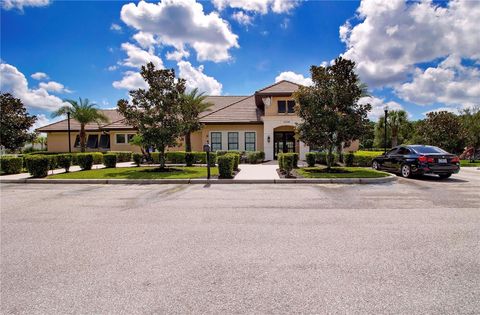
[0,174,396,185]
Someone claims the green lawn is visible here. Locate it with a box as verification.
[296,167,390,178]
[48,166,218,179]
[460,160,480,167]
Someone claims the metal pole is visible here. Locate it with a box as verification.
[384,109,388,154]
[206,151,211,180]
[67,111,72,153]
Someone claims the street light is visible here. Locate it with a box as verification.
[203,141,211,180]
[67,110,72,153]
[384,106,389,155]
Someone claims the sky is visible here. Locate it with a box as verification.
[1,0,479,130]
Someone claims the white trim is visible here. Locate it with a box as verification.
[208,130,257,151]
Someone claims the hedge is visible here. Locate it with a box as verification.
[56,154,72,172]
[225,152,240,170]
[344,151,380,167]
[305,152,316,167]
[246,151,265,164]
[132,153,142,167]
[25,155,49,178]
[315,152,338,166]
[278,153,297,177]
[0,156,23,174]
[110,151,132,163]
[77,154,94,170]
[217,154,235,178]
[103,154,117,168]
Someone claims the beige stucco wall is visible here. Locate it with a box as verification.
[46,131,141,153]
[264,96,298,117]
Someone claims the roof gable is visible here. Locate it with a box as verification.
[255,80,301,94]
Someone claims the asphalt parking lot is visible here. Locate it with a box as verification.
[1,169,479,314]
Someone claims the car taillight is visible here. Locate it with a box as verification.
[451,156,460,163]
[418,156,434,163]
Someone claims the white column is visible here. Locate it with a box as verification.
[299,141,309,160]
[263,121,274,160]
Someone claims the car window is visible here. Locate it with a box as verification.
[412,146,447,154]
[397,147,411,155]
[386,148,398,156]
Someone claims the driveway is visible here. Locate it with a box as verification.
[1,169,479,314]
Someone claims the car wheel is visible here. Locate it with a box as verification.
[439,173,452,179]
[401,164,412,178]
[372,160,379,170]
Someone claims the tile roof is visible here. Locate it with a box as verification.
[200,96,261,123]
[255,80,300,94]
[36,110,129,132]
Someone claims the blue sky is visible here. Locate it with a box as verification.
[1,0,479,128]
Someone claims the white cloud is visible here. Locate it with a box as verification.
[107,65,118,71]
[280,17,289,29]
[231,11,253,26]
[178,61,222,95]
[165,48,190,61]
[358,96,405,121]
[132,32,157,49]
[121,0,239,63]
[396,55,480,107]
[31,72,48,80]
[38,81,72,94]
[30,114,61,132]
[120,42,163,69]
[275,71,313,86]
[212,0,299,14]
[112,71,148,90]
[0,62,68,111]
[341,0,480,87]
[2,0,50,11]
[110,23,122,32]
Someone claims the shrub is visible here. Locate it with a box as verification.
[110,151,132,163]
[77,154,94,170]
[165,151,186,164]
[46,155,57,170]
[306,152,316,167]
[150,152,160,164]
[0,156,23,174]
[345,152,355,167]
[132,153,142,167]
[57,154,72,172]
[103,154,117,168]
[207,152,216,166]
[280,153,297,177]
[226,152,240,170]
[278,153,284,171]
[350,152,376,167]
[217,154,235,179]
[25,155,49,178]
[192,152,206,163]
[315,152,338,165]
[247,151,265,164]
[216,150,228,157]
[185,152,194,166]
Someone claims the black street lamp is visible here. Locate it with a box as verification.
[384,106,389,155]
[203,142,211,180]
[67,111,72,153]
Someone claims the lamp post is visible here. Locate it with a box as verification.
[384,106,388,155]
[203,142,211,180]
[67,111,72,153]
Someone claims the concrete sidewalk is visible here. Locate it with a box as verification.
[235,164,280,180]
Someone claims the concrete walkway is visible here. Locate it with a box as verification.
[235,164,280,180]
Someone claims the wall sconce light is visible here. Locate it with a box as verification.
[267,136,271,143]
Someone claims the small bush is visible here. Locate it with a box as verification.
[217,154,235,179]
[306,152,316,167]
[185,152,194,166]
[57,154,72,172]
[25,155,49,178]
[278,154,284,171]
[166,151,186,164]
[77,154,94,170]
[315,152,338,165]
[345,153,355,167]
[0,156,23,174]
[103,154,117,168]
[192,152,206,163]
[247,151,265,164]
[46,155,57,170]
[110,151,132,163]
[207,152,216,166]
[132,153,142,167]
[216,150,228,157]
[280,153,297,177]
[150,152,160,164]
[226,152,240,171]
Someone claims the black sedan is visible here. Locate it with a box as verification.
[372,145,460,178]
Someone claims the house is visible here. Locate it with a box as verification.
[37,80,359,160]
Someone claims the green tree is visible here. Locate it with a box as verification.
[415,111,465,153]
[460,106,480,161]
[129,134,148,157]
[359,120,375,149]
[294,57,371,169]
[180,88,214,152]
[117,62,186,169]
[387,110,409,147]
[52,98,108,152]
[0,93,37,151]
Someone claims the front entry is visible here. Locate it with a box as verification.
[274,132,295,159]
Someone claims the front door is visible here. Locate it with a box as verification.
[274,132,295,159]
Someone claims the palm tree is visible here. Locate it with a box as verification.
[388,110,409,147]
[180,88,214,152]
[52,98,108,152]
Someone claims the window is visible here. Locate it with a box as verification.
[116,134,126,144]
[228,132,239,150]
[211,132,222,151]
[127,134,135,143]
[412,146,447,154]
[86,135,98,148]
[397,147,411,155]
[99,134,110,149]
[245,132,256,151]
[74,135,80,148]
[278,100,286,113]
[287,100,295,113]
